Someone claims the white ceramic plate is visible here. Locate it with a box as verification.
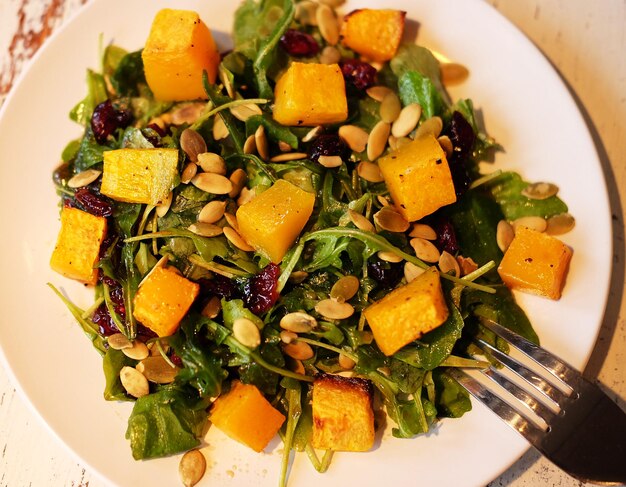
[0,0,611,486]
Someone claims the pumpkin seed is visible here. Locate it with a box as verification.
[388,135,398,151]
[377,251,403,263]
[171,103,206,125]
[369,61,384,71]
[281,312,317,333]
[233,317,261,349]
[377,195,390,207]
[496,220,515,252]
[179,449,206,487]
[237,187,256,206]
[201,296,221,319]
[318,155,343,168]
[198,200,226,224]
[180,128,207,162]
[156,191,173,218]
[521,182,559,200]
[441,62,470,86]
[136,356,179,384]
[270,152,308,162]
[219,65,235,99]
[391,103,422,138]
[338,353,356,370]
[457,255,478,276]
[197,152,227,175]
[243,134,257,154]
[438,135,453,156]
[67,169,101,188]
[213,115,229,140]
[330,275,360,301]
[409,223,437,240]
[414,116,443,139]
[404,261,425,283]
[357,161,384,183]
[338,124,369,152]
[188,222,223,238]
[228,168,247,198]
[278,140,292,152]
[192,172,233,194]
[254,124,269,160]
[410,237,441,263]
[380,92,402,123]
[223,227,254,251]
[546,213,575,235]
[107,333,132,350]
[289,357,306,374]
[512,216,547,233]
[230,103,262,122]
[374,207,410,232]
[318,0,344,6]
[289,271,309,283]
[280,330,298,344]
[224,212,239,231]
[283,341,314,361]
[348,209,375,232]
[366,85,393,102]
[302,125,322,143]
[320,45,341,64]
[367,121,391,161]
[316,4,339,45]
[122,341,150,360]
[439,251,460,276]
[181,162,198,184]
[120,366,149,398]
[295,0,318,25]
[315,299,354,320]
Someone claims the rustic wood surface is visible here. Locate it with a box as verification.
[0,0,624,486]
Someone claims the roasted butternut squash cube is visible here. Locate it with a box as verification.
[312,374,375,452]
[142,9,220,101]
[378,134,457,222]
[341,9,406,62]
[100,148,178,205]
[210,381,285,452]
[50,207,107,285]
[236,179,315,263]
[133,266,200,337]
[498,226,572,300]
[273,62,348,126]
[364,267,448,356]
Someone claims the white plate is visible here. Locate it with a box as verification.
[0,0,611,486]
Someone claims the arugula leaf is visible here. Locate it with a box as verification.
[74,127,110,171]
[103,348,134,401]
[111,50,146,97]
[390,44,443,92]
[246,113,298,149]
[398,71,446,120]
[70,69,108,126]
[233,0,287,59]
[433,369,472,418]
[222,299,264,330]
[102,44,127,82]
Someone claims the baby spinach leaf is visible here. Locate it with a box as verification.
[102,44,127,81]
[74,127,110,171]
[433,369,472,418]
[390,44,443,92]
[103,348,134,401]
[111,50,146,97]
[222,299,264,330]
[233,0,286,60]
[70,69,108,126]
[398,71,446,120]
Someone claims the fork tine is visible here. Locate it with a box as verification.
[446,368,545,445]
[481,318,580,386]
[474,338,567,406]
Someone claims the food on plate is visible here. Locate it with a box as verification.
[49,1,576,485]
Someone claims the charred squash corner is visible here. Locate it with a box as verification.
[312,374,375,452]
[341,9,406,62]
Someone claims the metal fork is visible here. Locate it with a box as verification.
[447,318,626,485]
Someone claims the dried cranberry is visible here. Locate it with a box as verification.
[340,59,377,94]
[170,352,183,367]
[74,188,114,217]
[447,111,475,157]
[53,162,72,186]
[432,218,459,255]
[91,100,133,144]
[200,274,239,300]
[280,29,320,57]
[367,260,403,289]
[448,155,473,197]
[308,134,351,162]
[243,263,281,315]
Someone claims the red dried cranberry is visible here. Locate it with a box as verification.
[280,29,320,57]
[340,59,377,93]
[433,218,459,255]
[92,304,118,336]
[448,154,472,197]
[447,111,475,157]
[243,263,281,315]
[200,274,239,300]
[169,352,183,367]
[74,188,114,217]
[91,100,133,144]
[308,134,351,162]
[367,260,403,289]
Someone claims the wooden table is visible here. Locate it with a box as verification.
[1,1,624,485]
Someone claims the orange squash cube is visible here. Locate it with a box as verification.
[142,9,220,101]
[236,179,315,263]
[133,266,200,337]
[341,9,406,62]
[210,381,286,452]
[498,226,572,300]
[100,148,178,206]
[378,134,457,222]
[50,207,107,285]
[312,374,375,452]
[273,62,348,126]
[364,267,448,356]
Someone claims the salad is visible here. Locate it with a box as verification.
[49,0,575,485]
